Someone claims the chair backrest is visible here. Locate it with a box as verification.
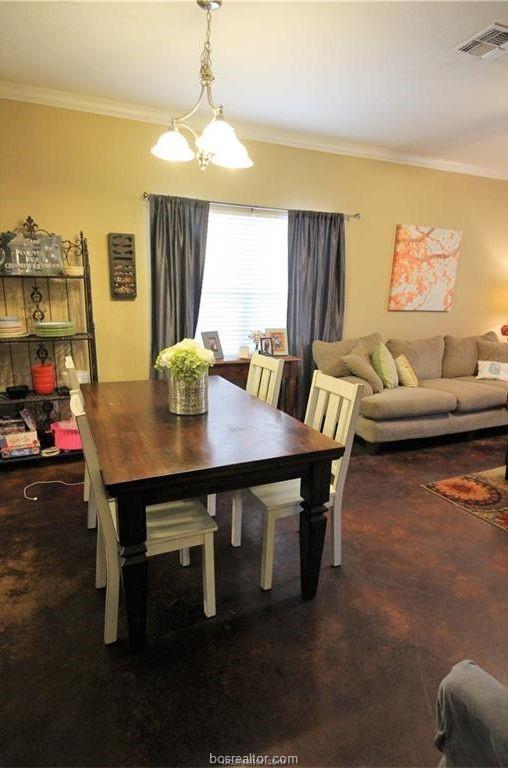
[65,356,80,391]
[304,371,363,494]
[246,353,284,408]
[69,389,118,551]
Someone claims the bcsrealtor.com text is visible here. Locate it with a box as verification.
[209,754,298,766]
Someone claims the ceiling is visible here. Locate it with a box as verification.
[1,1,508,179]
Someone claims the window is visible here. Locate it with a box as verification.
[195,204,288,355]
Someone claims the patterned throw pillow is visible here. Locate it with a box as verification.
[371,342,399,389]
[395,354,419,387]
[477,360,508,381]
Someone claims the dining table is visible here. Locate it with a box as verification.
[81,376,344,651]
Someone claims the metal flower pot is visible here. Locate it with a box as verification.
[168,372,208,415]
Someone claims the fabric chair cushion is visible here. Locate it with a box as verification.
[372,341,399,389]
[360,386,456,420]
[341,343,384,393]
[312,332,382,378]
[442,331,498,378]
[387,335,444,380]
[420,378,507,413]
[458,376,508,397]
[477,340,508,363]
[395,353,419,387]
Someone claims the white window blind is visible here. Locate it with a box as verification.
[196,203,288,355]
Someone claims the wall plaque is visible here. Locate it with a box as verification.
[108,233,136,300]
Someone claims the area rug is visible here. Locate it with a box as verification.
[423,467,508,532]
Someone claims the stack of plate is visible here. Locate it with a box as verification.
[34,320,74,338]
[0,316,26,338]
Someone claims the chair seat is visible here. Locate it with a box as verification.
[147,500,218,540]
[250,479,334,511]
[109,498,217,541]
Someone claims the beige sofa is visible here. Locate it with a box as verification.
[313,332,508,443]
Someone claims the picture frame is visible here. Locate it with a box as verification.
[259,336,273,356]
[265,328,289,356]
[201,331,224,359]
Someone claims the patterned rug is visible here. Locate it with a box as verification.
[423,466,508,532]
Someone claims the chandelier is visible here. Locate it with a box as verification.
[151,0,253,171]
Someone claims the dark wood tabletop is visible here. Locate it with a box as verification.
[82,377,339,494]
[82,376,344,651]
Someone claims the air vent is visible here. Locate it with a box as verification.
[454,23,508,59]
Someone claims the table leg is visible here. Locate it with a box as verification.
[285,376,298,417]
[116,493,148,652]
[299,461,331,599]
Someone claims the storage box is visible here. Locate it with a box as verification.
[0,430,40,458]
[50,419,82,451]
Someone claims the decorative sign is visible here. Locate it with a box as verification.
[108,233,136,300]
[388,225,462,312]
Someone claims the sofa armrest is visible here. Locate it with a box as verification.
[340,375,374,397]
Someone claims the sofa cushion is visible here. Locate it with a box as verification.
[420,378,506,413]
[458,376,508,398]
[313,332,382,377]
[477,340,508,363]
[360,386,456,421]
[442,331,498,377]
[372,342,399,389]
[386,336,444,380]
[341,343,384,393]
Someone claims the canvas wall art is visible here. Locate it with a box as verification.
[388,224,463,312]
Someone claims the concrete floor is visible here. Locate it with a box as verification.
[2,432,507,767]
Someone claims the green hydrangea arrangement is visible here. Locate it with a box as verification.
[155,338,215,382]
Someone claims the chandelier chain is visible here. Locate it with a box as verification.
[200,9,214,85]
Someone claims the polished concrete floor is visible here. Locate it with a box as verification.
[2,432,507,767]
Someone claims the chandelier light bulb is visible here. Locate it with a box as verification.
[196,117,238,156]
[151,127,195,162]
[212,140,253,169]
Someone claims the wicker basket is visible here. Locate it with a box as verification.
[168,372,208,415]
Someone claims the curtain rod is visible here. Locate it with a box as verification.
[142,192,361,220]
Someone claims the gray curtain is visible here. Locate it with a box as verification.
[150,195,210,376]
[287,209,345,418]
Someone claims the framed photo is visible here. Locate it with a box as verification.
[259,336,273,356]
[265,328,288,356]
[201,331,224,359]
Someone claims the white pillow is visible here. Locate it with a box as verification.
[477,360,508,381]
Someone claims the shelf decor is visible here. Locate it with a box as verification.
[155,339,214,415]
[0,216,98,466]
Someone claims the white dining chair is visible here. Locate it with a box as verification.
[70,390,218,644]
[247,371,363,590]
[65,355,94,528]
[227,353,285,546]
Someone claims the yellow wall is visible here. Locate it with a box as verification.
[1,98,507,381]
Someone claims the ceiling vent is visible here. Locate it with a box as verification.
[454,23,508,60]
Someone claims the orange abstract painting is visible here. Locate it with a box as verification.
[388,225,462,312]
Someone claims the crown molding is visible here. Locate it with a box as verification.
[2,81,507,181]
